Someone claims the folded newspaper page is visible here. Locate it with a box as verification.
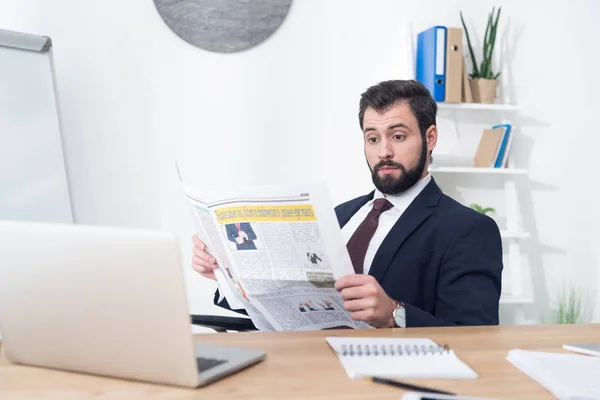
[182,181,372,331]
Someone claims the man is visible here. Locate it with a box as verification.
[306,250,322,265]
[225,222,257,250]
[192,79,503,328]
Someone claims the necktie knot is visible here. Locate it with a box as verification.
[372,198,393,213]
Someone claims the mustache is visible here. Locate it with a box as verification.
[373,160,406,173]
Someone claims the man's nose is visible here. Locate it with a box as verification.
[378,140,393,159]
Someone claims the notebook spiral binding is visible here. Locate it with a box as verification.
[339,343,450,357]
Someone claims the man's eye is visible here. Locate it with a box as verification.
[393,134,405,140]
[368,137,379,143]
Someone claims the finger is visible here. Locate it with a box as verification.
[192,234,203,246]
[343,298,376,312]
[350,309,376,323]
[192,255,214,271]
[193,248,217,265]
[191,260,209,274]
[339,286,367,301]
[199,267,215,276]
[192,247,214,261]
[195,266,213,275]
[193,237,207,251]
[335,274,373,291]
[199,257,219,270]
[192,246,208,260]
[200,270,217,281]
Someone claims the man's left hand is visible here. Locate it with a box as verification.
[335,274,396,328]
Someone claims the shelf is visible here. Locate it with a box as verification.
[500,231,530,240]
[437,102,520,111]
[500,296,534,305]
[428,166,527,175]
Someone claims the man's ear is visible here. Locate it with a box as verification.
[425,125,438,153]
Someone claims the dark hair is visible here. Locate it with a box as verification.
[358,79,437,138]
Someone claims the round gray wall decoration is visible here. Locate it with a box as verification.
[154,0,293,53]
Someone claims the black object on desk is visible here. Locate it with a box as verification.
[367,376,456,395]
[190,315,257,332]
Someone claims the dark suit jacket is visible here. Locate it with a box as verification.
[225,222,257,250]
[215,178,503,327]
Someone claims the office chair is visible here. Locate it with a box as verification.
[190,315,257,333]
[190,291,258,332]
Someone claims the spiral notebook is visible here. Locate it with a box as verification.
[326,337,478,379]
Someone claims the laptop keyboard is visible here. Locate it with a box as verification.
[196,356,227,372]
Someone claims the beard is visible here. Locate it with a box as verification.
[369,139,428,195]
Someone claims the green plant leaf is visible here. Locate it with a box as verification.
[547,286,584,324]
[481,8,494,77]
[460,11,479,78]
[485,7,501,79]
[469,204,496,215]
[483,9,492,55]
[460,7,503,80]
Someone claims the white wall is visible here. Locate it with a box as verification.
[1,0,598,324]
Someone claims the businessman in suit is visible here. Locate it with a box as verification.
[307,251,322,264]
[225,222,257,250]
[192,79,503,328]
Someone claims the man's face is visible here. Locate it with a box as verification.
[362,101,436,195]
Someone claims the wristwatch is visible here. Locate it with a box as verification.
[392,301,406,328]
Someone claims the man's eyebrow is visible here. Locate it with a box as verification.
[364,122,411,133]
[388,123,410,130]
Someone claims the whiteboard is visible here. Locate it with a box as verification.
[0,28,73,223]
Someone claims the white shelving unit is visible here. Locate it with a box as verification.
[430,102,532,306]
[500,231,530,240]
[500,296,534,305]
[428,166,527,175]
[437,102,520,112]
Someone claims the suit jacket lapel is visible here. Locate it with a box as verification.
[336,191,374,229]
[368,179,442,283]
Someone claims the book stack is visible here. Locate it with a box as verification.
[473,124,513,168]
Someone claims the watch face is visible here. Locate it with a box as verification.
[394,305,406,326]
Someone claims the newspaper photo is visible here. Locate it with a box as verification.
[181,181,373,332]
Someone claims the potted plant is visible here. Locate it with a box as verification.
[543,286,587,324]
[460,7,502,103]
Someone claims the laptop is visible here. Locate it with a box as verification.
[0,219,266,388]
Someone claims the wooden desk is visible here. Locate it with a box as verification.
[1,324,599,399]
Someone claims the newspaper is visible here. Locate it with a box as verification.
[182,181,373,331]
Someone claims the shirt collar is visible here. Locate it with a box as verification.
[370,173,432,210]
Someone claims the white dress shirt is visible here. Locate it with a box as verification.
[341,173,432,275]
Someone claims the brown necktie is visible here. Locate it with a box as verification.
[346,198,394,274]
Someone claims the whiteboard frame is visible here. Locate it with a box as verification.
[0,28,75,223]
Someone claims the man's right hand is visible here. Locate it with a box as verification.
[191,234,218,281]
